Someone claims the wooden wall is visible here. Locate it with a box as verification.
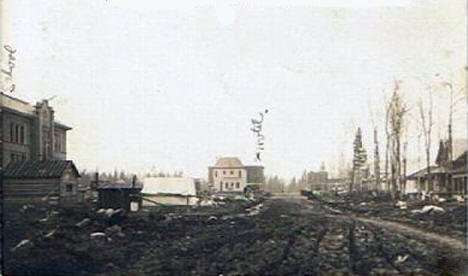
[4,176,81,205]
[3,178,61,203]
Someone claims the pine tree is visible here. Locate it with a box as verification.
[351,127,367,192]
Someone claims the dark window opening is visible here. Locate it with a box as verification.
[10,123,14,142]
[20,126,24,144]
[236,182,240,188]
[54,133,61,152]
[230,170,233,175]
[238,171,241,177]
[66,184,73,193]
[15,125,19,143]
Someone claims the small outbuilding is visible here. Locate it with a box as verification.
[141,177,199,206]
[96,178,142,211]
[3,160,81,206]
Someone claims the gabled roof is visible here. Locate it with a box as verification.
[454,150,467,165]
[4,160,80,179]
[452,139,467,160]
[214,157,243,168]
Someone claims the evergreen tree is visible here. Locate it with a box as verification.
[351,127,367,191]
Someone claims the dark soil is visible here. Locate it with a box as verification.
[3,195,468,275]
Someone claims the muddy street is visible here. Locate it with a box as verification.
[4,194,467,275]
[127,194,467,275]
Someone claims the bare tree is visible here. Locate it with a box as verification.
[418,90,433,192]
[384,96,392,192]
[368,97,381,190]
[402,128,409,193]
[387,82,408,198]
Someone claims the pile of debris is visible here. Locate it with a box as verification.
[3,192,268,275]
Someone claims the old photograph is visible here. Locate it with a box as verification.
[0,0,467,275]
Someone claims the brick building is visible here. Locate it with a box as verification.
[1,92,71,168]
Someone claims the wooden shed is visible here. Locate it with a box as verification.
[3,160,81,206]
[96,179,142,211]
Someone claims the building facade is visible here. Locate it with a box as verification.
[208,157,264,193]
[307,170,328,191]
[1,93,71,168]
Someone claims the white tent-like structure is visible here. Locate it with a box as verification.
[141,177,198,206]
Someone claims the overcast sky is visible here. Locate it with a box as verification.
[2,0,466,179]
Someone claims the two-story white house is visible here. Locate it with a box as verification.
[208,157,264,193]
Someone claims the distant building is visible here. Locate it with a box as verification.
[1,92,72,168]
[307,170,328,191]
[208,157,264,193]
[406,139,467,195]
[3,160,82,205]
[326,178,346,192]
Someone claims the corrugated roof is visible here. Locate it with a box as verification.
[4,160,80,179]
[214,157,243,167]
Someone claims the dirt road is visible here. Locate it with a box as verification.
[4,195,467,275]
[125,194,467,275]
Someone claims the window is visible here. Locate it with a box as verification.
[215,171,218,177]
[225,182,228,188]
[231,182,234,187]
[61,134,66,152]
[230,170,233,175]
[10,152,26,162]
[66,184,73,193]
[15,125,19,143]
[10,123,14,142]
[238,171,242,177]
[54,133,60,152]
[9,123,26,144]
[20,126,24,144]
[236,182,240,188]
[223,170,226,175]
